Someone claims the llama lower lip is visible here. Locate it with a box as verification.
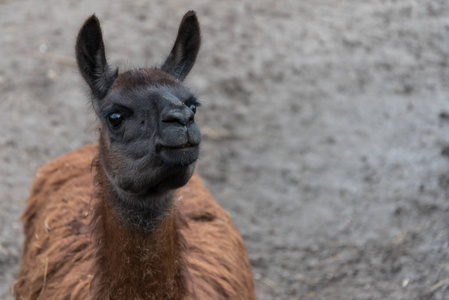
[160,142,197,150]
[157,144,199,166]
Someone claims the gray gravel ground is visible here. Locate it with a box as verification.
[2,1,449,299]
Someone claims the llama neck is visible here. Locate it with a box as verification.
[90,161,190,299]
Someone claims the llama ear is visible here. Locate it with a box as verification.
[76,15,118,100]
[161,11,201,81]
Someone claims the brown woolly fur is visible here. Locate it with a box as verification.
[14,11,255,300]
[14,145,256,299]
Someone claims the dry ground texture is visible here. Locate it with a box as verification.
[1,1,449,299]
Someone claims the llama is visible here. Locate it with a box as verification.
[13,11,256,300]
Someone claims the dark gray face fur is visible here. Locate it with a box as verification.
[76,11,202,201]
[98,70,202,197]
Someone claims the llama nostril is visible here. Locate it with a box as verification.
[162,108,194,126]
[162,114,180,124]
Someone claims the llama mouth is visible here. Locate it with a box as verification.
[156,143,199,166]
[179,142,193,148]
[157,142,197,151]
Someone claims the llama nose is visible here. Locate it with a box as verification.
[162,106,194,126]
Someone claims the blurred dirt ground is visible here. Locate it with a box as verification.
[2,1,449,299]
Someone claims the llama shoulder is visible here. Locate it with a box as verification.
[179,176,256,300]
[14,145,96,299]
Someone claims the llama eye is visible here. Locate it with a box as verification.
[189,104,197,114]
[107,112,124,128]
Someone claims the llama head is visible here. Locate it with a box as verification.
[75,11,202,198]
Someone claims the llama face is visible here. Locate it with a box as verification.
[76,12,202,197]
[97,69,201,197]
